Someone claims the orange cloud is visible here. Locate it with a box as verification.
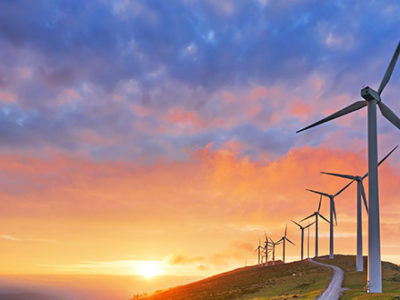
[166,254,205,265]
[0,91,16,103]
[291,99,312,117]
[0,144,399,277]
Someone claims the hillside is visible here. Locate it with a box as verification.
[132,259,332,300]
[132,255,400,300]
[314,255,400,299]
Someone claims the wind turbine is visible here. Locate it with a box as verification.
[277,225,295,263]
[321,145,398,271]
[300,196,330,257]
[307,220,310,258]
[306,180,354,259]
[297,42,400,293]
[255,240,263,265]
[292,220,315,260]
[264,233,271,266]
[269,238,281,265]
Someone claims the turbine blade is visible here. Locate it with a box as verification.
[378,41,400,95]
[307,189,330,198]
[318,195,322,212]
[362,145,398,179]
[334,180,354,197]
[300,213,315,222]
[286,238,295,246]
[321,171,357,180]
[291,220,301,228]
[377,145,398,167]
[378,101,400,130]
[360,181,369,213]
[332,200,338,226]
[318,213,330,224]
[296,101,367,133]
[285,224,287,237]
[303,221,315,229]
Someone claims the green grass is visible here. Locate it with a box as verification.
[133,260,332,300]
[314,255,400,299]
[132,255,400,300]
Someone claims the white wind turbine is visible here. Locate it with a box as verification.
[277,225,295,263]
[297,42,400,293]
[321,145,398,271]
[306,180,354,259]
[291,220,315,261]
[300,196,330,257]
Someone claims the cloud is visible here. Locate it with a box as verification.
[166,254,205,265]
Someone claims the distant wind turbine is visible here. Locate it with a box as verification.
[300,196,330,257]
[277,225,295,263]
[306,180,354,259]
[291,220,315,260]
[255,240,263,265]
[321,145,398,271]
[269,238,281,265]
[297,41,400,293]
[307,220,310,258]
[264,232,271,266]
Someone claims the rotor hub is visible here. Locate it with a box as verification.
[361,86,381,102]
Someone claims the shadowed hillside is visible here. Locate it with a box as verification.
[132,260,332,300]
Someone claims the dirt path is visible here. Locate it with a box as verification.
[308,258,344,300]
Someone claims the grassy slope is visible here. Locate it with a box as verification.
[133,255,400,300]
[134,260,332,300]
[314,255,400,299]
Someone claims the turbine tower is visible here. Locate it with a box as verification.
[269,238,281,265]
[306,180,354,259]
[297,42,400,293]
[264,233,271,266]
[307,220,310,258]
[291,220,315,260]
[277,225,295,263]
[300,196,330,257]
[321,145,397,271]
[255,240,263,265]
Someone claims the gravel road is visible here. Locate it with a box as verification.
[308,258,344,300]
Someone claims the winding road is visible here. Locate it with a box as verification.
[308,258,344,300]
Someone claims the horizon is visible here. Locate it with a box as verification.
[1,1,400,299]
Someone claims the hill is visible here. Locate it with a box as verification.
[314,255,400,299]
[131,259,332,299]
[132,255,400,300]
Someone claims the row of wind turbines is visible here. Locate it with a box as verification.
[256,145,396,265]
[256,41,400,293]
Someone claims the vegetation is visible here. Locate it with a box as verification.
[314,255,400,299]
[132,255,400,300]
[132,260,332,300]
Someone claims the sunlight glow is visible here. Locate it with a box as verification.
[136,261,163,278]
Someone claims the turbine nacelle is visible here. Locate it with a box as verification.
[361,86,380,102]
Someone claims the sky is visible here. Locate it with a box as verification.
[1,0,400,298]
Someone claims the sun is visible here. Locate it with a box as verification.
[137,261,162,279]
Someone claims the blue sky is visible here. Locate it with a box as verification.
[0,0,399,162]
